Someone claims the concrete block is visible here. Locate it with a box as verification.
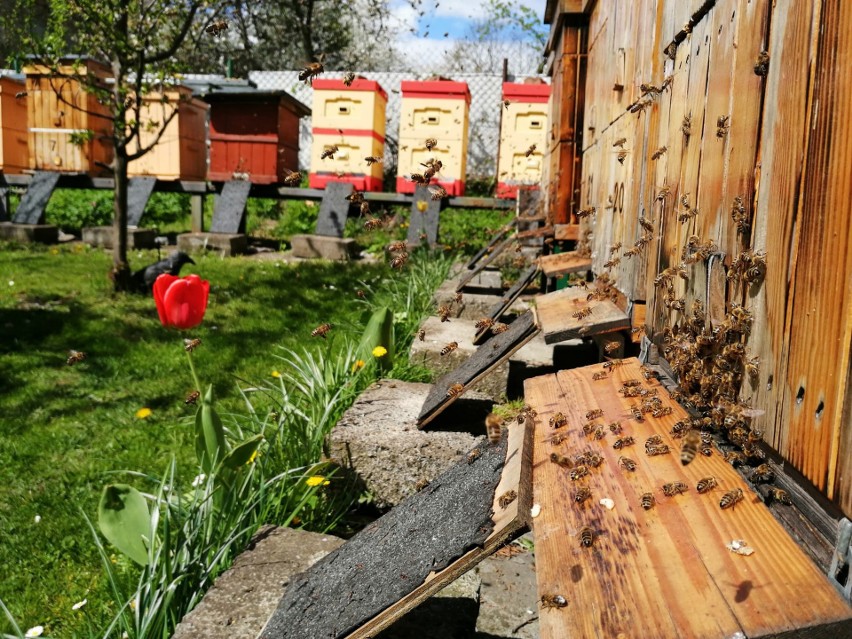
[0,222,58,244]
[460,268,502,293]
[82,226,157,249]
[172,526,344,639]
[330,379,493,509]
[290,234,359,261]
[178,232,247,256]
[409,316,509,401]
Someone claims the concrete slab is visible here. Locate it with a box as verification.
[475,534,539,638]
[290,234,359,261]
[329,379,493,509]
[0,222,58,244]
[178,232,248,256]
[82,226,157,249]
[172,526,344,639]
[460,268,502,293]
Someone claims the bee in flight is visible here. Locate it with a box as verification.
[311,323,332,338]
[184,338,202,352]
[437,305,452,322]
[365,156,383,166]
[525,143,537,157]
[429,185,448,201]
[604,341,620,354]
[425,137,438,151]
[185,390,200,405]
[343,71,356,86]
[475,317,495,330]
[363,216,383,231]
[282,169,302,186]
[320,144,338,160]
[66,350,87,365]
[205,19,228,37]
[299,61,324,85]
[390,252,409,269]
[388,241,407,253]
[440,341,458,356]
[680,429,701,466]
[485,413,503,445]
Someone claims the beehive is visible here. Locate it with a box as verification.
[23,57,114,174]
[128,85,209,181]
[396,79,470,196]
[0,74,28,174]
[309,78,387,191]
[496,81,550,199]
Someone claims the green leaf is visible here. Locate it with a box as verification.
[97,484,151,566]
[221,434,264,470]
[357,306,394,371]
[195,384,227,473]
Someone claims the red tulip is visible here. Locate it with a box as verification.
[153,273,209,330]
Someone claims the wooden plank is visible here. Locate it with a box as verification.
[473,264,541,346]
[525,358,852,639]
[417,310,540,428]
[553,223,579,240]
[536,285,630,344]
[455,236,513,292]
[538,251,592,278]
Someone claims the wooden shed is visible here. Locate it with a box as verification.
[184,77,310,184]
[496,79,551,199]
[0,74,28,175]
[127,84,209,181]
[22,57,114,174]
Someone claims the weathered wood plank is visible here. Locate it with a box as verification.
[537,285,630,344]
[525,358,852,639]
[455,236,514,292]
[538,251,592,278]
[473,264,540,346]
[553,224,580,240]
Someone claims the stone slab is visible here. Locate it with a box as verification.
[459,268,502,293]
[172,526,344,639]
[126,176,157,227]
[0,222,59,244]
[329,379,493,509]
[210,179,251,234]
[316,181,353,237]
[406,184,440,247]
[82,226,157,249]
[290,234,359,261]
[177,232,247,256]
[12,170,59,224]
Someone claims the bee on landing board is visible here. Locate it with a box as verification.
[574,486,592,504]
[540,594,568,609]
[467,448,481,464]
[618,456,637,472]
[498,490,518,509]
[662,481,689,497]
[680,429,701,466]
[641,492,656,510]
[585,408,604,421]
[579,526,595,548]
[720,488,744,510]
[768,488,792,506]
[446,383,464,398]
[696,477,718,494]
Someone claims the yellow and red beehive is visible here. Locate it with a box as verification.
[397,79,470,196]
[0,74,28,175]
[309,77,387,191]
[497,80,550,199]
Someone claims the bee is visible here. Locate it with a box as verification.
[585,452,604,468]
[453,292,463,304]
[569,465,589,481]
[751,463,774,483]
[641,492,656,510]
[311,323,332,339]
[184,338,202,352]
[550,412,568,428]
[576,206,596,218]
[550,452,573,468]
[670,420,689,437]
[613,436,635,449]
[282,169,302,186]
[592,371,608,381]
[467,448,482,464]
[299,61,324,85]
[700,444,713,457]
[185,390,200,405]
[610,243,623,254]
[390,252,409,269]
[645,435,663,447]
[572,307,593,320]
[475,317,495,330]
[582,421,597,436]
[585,408,604,420]
[754,51,770,76]
[604,257,621,269]
[618,456,637,472]
[662,481,689,496]
[440,341,458,356]
[551,431,569,446]
[408,173,428,185]
[540,594,568,609]
[491,322,509,334]
[723,450,748,467]
[387,241,407,253]
[360,200,370,216]
[696,476,718,494]
[720,488,744,510]
[437,305,451,322]
[651,406,673,419]
[646,444,671,456]
[66,349,87,365]
[612,137,627,148]
[630,405,644,422]
[575,486,592,504]
[343,71,356,86]
[525,143,537,157]
[680,429,701,466]
[484,413,503,445]
[617,150,628,164]
[502,99,511,109]
[579,526,595,548]
[681,114,692,139]
[428,185,448,200]
[603,341,620,354]
[498,489,518,509]
[655,185,670,202]
[320,144,338,160]
[716,115,730,138]
[603,359,624,370]
[651,146,667,160]
[769,488,792,506]
[594,427,606,440]
[638,215,655,232]
[365,155,383,165]
[425,137,438,151]
[205,19,228,37]
[446,383,464,398]
[608,421,623,434]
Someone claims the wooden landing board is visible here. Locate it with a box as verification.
[524,359,852,639]
[456,236,514,292]
[259,416,534,639]
[538,252,592,278]
[536,286,630,344]
[553,224,580,241]
[472,264,540,345]
[462,220,516,271]
[417,310,540,428]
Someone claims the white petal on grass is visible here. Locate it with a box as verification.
[25,626,44,638]
[34,514,41,523]
[72,598,87,610]
[191,473,206,487]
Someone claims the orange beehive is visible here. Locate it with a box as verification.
[22,57,114,174]
[0,74,29,174]
[309,77,387,191]
[397,79,470,196]
[496,80,551,199]
[127,85,209,181]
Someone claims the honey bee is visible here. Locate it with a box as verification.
[582,421,597,436]
[670,420,689,437]
[604,257,621,269]
[700,444,713,457]
[594,427,606,440]
[751,463,774,483]
[585,408,604,420]
[184,338,202,352]
[641,492,656,510]
[618,456,637,472]
[723,450,748,467]
[437,305,451,322]
[282,169,302,186]
[551,431,569,446]
[638,215,655,232]
[342,71,356,86]
[446,383,464,398]
[540,594,568,609]
[390,252,409,269]
[754,51,770,76]
[681,114,692,138]
[440,341,458,356]
[719,488,744,510]
[572,307,593,320]
[696,476,718,494]
[525,143,537,157]
[575,486,593,504]
[579,526,595,548]
[612,137,627,148]
[608,421,623,434]
[453,292,463,304]
[425,138,438,151]
[498,489,518,509]
[576,206,596,218]
[467,448,482,464]
[484,413,503,445]
[475,317,495,330]
[185,390,200,405]
[716,115,730,138]
[662,481,689,496]
[550,452,573,468]
[617,150,628,164]
[299,61,324,85]
[516,405,537,423]
[364,215,385,231]
[630,405,644,422]
[550,412,568,428]
[679,429,700,466]
[491,322,509,334]
[205,19,228,37]
[646,444,671,456]
[320,144,338,160]
[769,488,792,506]
[592,371,608,381]
[651,406,673,418]
[645,435,663,447]
[364,155,383,166]
[359,199,370,215]
[603,359,624,370]
[387,241,407,253]
[613,436,635,449]
[651,146,667,160]
[584,452,604,468]
[569,465,589,481]
[66,349,87,365]
[603,341,620,354]
[428,185,448,200]
[609,243,623,254]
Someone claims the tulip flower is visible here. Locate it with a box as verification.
[153,274,209,330]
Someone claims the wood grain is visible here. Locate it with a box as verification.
[538,251,592,278]
[536,286,630,344]
[525,358,852,639]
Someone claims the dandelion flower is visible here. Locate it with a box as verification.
[351,359,365,372]
[247,449,259,464]
[25,626,44,638]
[271,370,281,378]
[372,346,388,358]
[191,473,206,487]
[135,407,152,419]
[306,475,328,487]
[72,599,87,610]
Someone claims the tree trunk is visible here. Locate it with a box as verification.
[111,149,132,291]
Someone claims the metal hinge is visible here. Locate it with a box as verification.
[828,518,852,600]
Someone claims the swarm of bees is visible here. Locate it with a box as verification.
[311,323,332,338]
[299,61,324,85]
[67,350,87,366]
[205,19,228,37]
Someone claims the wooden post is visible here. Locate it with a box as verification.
[190,194,203,233]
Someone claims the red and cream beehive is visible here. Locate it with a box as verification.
[0,74,28,174]
[496,80,551,199]
[397,79,470,196]
[309,77,387,191]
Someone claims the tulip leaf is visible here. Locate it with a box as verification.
[221,434,264,470]
[195,384,227,474]
[357,306,394,371]
[98,484,151,566]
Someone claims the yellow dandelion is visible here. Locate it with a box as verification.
[306,475,326,487]
[372,346,388,358]
[271,370,281,378]
[247,449,260,464]
[135,407,152,419]
[416,200,429,212]
[351,359,365,372]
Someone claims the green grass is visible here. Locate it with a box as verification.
[0,241,450,637]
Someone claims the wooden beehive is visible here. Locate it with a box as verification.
[22,57,114,174]
[496,80,550,199]
[397,79,470,196]
[545,0,852,517]
[0,74,29,174]
[309,77,387,191]
[127,85,208,181]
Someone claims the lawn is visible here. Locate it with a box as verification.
[0,241,454,637]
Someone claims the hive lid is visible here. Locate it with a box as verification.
[502,82,551,102]
[400,79,471,103]
[311,77,388,101]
